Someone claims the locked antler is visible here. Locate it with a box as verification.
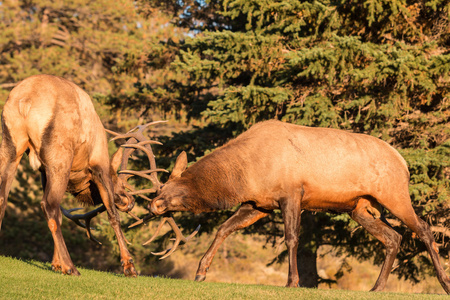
[61,121,167,244]
[61,205,106,244]
[143,217,201,259]
[106,121,169,200]
[109,122,201,259]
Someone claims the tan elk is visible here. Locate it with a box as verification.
[0,74,141,276]
[138,120,450,293]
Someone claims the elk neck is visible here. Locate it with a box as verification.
[67,169,102,206]
[176,148,250,213]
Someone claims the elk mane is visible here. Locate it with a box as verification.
[181,147,250,211]
[70,183,102,207]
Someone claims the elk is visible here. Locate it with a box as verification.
[0,74,139,276]
[140,120,450,293]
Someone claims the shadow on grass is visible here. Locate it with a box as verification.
[22,259,53,272]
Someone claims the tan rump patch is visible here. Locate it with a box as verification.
[48,219,58,233]
[28,149,41,170]
[18,98,32,117]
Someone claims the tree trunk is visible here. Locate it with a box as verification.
[297,211,319,288]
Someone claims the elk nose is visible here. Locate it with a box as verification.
[116,196,135,212]
[126,200,135,211]
[148,200,165,215]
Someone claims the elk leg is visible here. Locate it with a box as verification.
[195,203,270,282]
[280,195,302,287]
[0,124,26,230]
[91,165,137,277]
[0,152,22,230]
[384,200,450,294]
[350,198,402,292]
[40,165,80,275]
[39,169,63,272]
[49,215,64,272]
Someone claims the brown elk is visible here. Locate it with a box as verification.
[141,120,450,293]
[0,74,138,276]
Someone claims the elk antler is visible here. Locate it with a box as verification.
[61,205,135,245]
[108,121,200,258]
[61,121,167,244]
[106,120,168,191]
[142,216,201,260]
[61,205,106,245]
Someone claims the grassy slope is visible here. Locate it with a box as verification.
[0,256,447,300]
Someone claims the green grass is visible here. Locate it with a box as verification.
[0,256,447,300]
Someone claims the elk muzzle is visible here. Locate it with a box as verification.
[115,194,135,212]
[147,199,166,216]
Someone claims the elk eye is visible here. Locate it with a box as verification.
[160,184,165,190]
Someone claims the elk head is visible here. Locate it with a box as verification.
[124,144,200,260]
[147,151,190,216]
[62,121,166,244]
[109,146,135,212]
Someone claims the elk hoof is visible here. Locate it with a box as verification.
[121,259,134,266]
[195,274,206,282]
[124,267,137,278]
[63,267,80,276]
[51,264,61,272]
[122,260,137,278]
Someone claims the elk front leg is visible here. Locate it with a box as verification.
[49,213,64,272]
[41,167,80,275]
[195,203,269,282]
[280,195,302,287]
[39,169,61,272]
[91,165,137,277]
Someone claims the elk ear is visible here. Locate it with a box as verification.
[170,151,187,180]
[110,147,124,172]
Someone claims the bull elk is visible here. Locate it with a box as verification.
[0,74,141,276]
[140,120,450,293]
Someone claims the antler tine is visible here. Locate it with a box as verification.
[128,213,157,229]
[61,205,106,245]
[108,121,167,142]
[127,211,141,221]
[122,181,156,201]
[144,216,201,260]
[120,142,165,176]
[115,122,165,190]
[128,120,168,135]
[128,189,157,196]
[121,141,163,151]
[119,169,169,187]
[142,217,169,245]
[105,128,120,136]
[107,121,166,197]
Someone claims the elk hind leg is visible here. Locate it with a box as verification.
[195,202,270,282]
[41,163,80,275]
[0,154,22,229]
[280,195,302,287]
[385,200,450,294]
[350,197,402,292]
[0,127,26,230]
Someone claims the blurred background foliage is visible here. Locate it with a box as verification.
[0,0,449,292]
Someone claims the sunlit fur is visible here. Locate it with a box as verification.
[149,120,450,293]
[0,74,136,277]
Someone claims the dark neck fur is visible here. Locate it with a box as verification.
[180,149,248,212]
